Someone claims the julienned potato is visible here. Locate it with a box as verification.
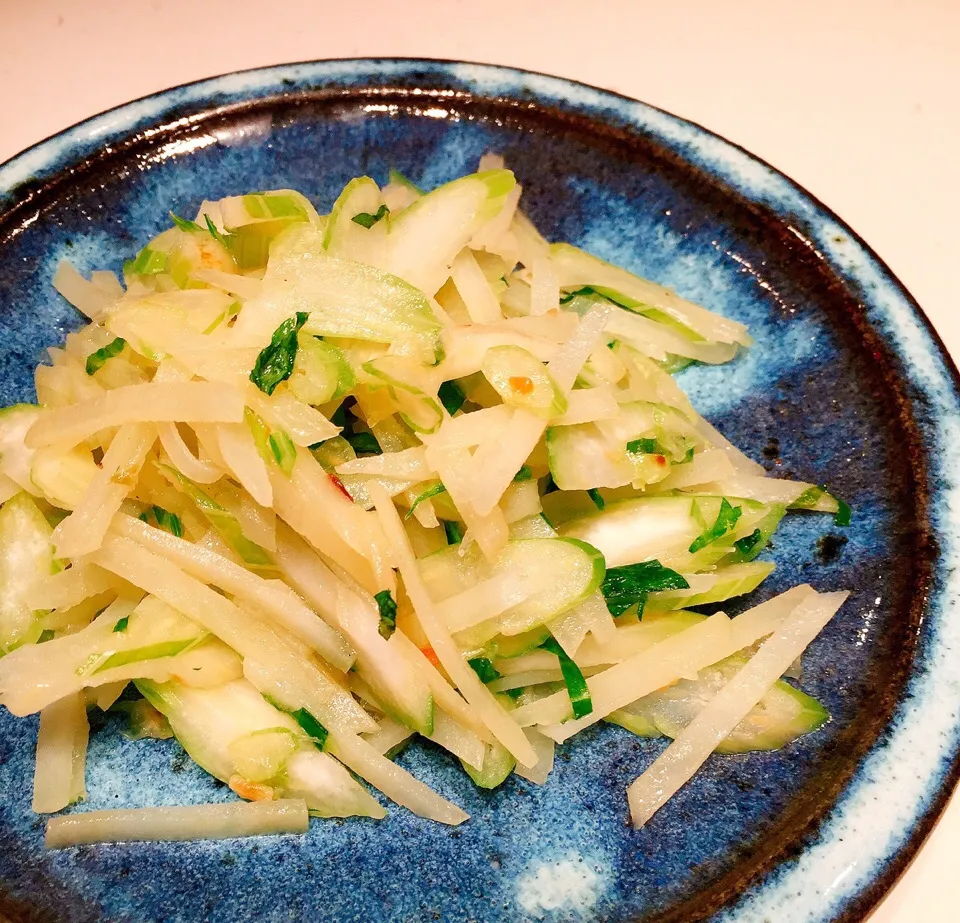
[0,155,847,848]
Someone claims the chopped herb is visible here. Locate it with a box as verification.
[291,708,328,750]
[375,589,398,639]
[467,657,502,684]
[680,445,695,464]
[85,337,126,375]
[601,560,689,618]
[249,312,309,395]
[688,498,742,553]
[330,403,349,430]
[345,431,381,456]
[438,380,467,416]
[541,637,593,719]
[504,687,524,701]
[834,498,851,527]
[626,437,661,455]
[169,212,203,233]
[513,465,533,482]
[37,629,56,643]
[138,505,184,538]
[268,431,297,475]
[443,520,464,545]
[204,215,232,249]
[586,488,605,510]
[406,482,447,520]
[351,204,390,229]
[113,616,130,633]
[734,528,764,557]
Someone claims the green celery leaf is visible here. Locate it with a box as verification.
[688,498,742,553]
[438,380,467,416]
[467,657,502,684]
[85,338,126,376]
[351,204,390,229]
[601,560,689,617]
[375,589,398,639]
[541,637,593,719]
[250,313,310,395]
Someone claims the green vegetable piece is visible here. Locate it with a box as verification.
[113,616,130,633]
[541,637,593,719]
[268,431,297,475]
[37,629,56,644]
[835,498,851,527]
[291,708,328,750]
[375,589,398,640]
[351,204,390,229]
[586,488,605,511]
[438,380,467,416]
[734,528,764,558]
[689,498,742,553]
[601,560,689,618]
[169,212,203,233]
[85,337,126,376]
[249,312,310,395]
[443,521,464,545]
[513,465,533,482]
[504,687,524,701]
[138,505,184,538]
[406,482,447,520]
[127,246,169,276]
[792,486,824,507]
[156,463,274,568]
[626,437,661,455]
[467,657,502,684]
[345,432,381,456]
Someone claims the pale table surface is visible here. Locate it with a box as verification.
[1,0,958,919]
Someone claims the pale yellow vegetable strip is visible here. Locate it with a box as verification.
[516,729,555,785]
[52,260,114,320]
[329,732,467,825]
[628,591,848,828]
[94,680,128,712]
[25,382,244,449]
[0,471,20,505]
[529,255,559,316]
[336,447,433,480]
[550,387,619,426]
[516,614,734,733]
[32,691,89,814]
[246,385,339,447]
[467,304,611,516]
[391,632,495,744]
[423,404,513,450]
[438,572,532,633]
[537,585,817,741]
[451,249,502,324]
[369,482,537,767]
[52,423,156,557]
[158,422,222,485]
[45,800,309,848]
[90,535,374,734]
[215,422,273,507]
[26,564,120,612]
[363,715,414,756]
[430,709,486,770]
[112,514,355,672]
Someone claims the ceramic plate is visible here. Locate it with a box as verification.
[0,60,958,923]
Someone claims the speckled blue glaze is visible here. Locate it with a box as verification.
[0,60,957,923]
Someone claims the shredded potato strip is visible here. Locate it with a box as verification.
[26,382,244,450]
[53,423,156,557]
[369,482,536,766]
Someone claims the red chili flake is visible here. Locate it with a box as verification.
[420,646,442,669]
[329,474,353,501]
[508,376,534,396]
[655,455,667,466]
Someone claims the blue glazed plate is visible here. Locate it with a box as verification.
[0,59,958,923]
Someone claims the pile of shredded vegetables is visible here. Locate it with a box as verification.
[0,156,849,847]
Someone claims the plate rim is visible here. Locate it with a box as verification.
[1,56,959,923]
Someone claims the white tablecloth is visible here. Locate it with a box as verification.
[1,1,958,919]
